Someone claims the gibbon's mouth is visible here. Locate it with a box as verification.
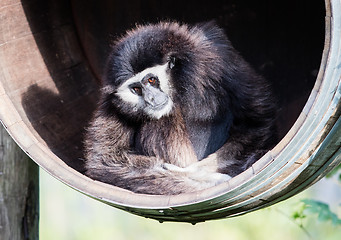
[146,99,169,111]
[145,97,173,119]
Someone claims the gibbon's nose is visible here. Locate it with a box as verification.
[143,84,168,107]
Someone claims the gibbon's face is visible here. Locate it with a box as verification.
[107,22,225,121]
[115,61,174,119]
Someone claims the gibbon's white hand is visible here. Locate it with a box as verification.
[162,154,231,184]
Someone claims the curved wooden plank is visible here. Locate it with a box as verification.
[0,0,339,223]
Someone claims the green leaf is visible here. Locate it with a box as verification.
[291,211,306,220]
[300,199,341,226]
[291,201,307,223]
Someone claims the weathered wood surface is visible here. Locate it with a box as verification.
[0,125,39,240]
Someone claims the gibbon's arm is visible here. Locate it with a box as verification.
[163,132,263,180]
[84,112,230,195]
[178,134,271,178]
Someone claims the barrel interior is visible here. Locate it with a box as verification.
[19,0,325,176]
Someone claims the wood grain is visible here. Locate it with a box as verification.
[0,125,39,240]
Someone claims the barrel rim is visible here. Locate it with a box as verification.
[0,0,340,223]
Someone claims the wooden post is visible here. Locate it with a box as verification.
[0,125,39,240]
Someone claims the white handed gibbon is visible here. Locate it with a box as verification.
[84,21,277,195]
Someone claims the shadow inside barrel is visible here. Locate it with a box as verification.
[20,0,99,172]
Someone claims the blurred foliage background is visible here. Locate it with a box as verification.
[40,168,341,240]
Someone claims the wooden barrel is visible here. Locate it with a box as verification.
[0,0,340,223]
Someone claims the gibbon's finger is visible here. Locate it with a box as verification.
[184,153,220,173]
[162,163,190,172]
[162,162,231,183]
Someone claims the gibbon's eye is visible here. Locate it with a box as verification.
[148,77,157,86]
[168,56,176,69]
[131,86,143,96]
